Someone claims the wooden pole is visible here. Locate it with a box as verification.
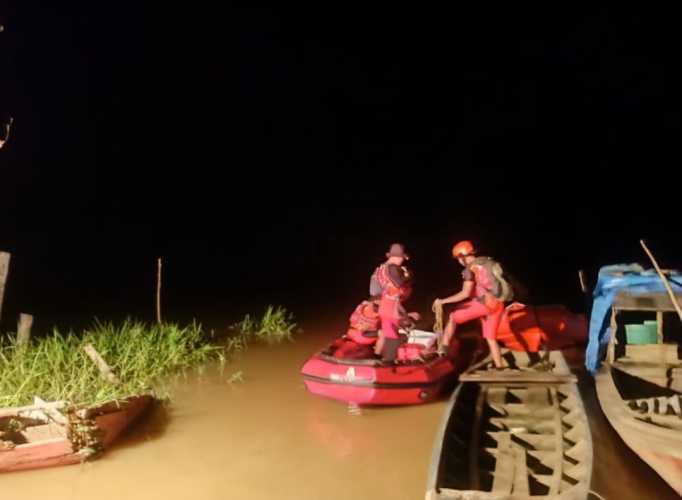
[578,270,587,294]
[0,251,10,323]
[16,313,33,346]
[83,343,120,385]
[156,257,162,325]
[640,240,682,323]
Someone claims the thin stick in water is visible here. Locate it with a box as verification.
[156,257,162,324]
[578,269,587,294]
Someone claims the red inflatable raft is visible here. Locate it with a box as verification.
[300,304,586,406]
[495,303,587,352]
[300,332,478,406]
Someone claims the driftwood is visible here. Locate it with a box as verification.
[83,344,120,385]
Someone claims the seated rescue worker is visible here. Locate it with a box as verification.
[346,298,381,345]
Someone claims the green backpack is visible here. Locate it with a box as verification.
[473,257,514,303]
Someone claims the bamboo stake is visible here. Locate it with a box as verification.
[0,251,10,323]
[156,258,162,325]
[640,240,682,323]
[578,269,587,294]
[17,313,33,346]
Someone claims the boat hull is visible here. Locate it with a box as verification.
[595,364,682,495]
[301,337,477,406]
[0,395,153,473]
[426,351,593,499]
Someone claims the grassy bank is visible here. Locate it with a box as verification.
[0,306,298,408]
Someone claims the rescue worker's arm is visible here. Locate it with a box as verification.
[435,281,474,306]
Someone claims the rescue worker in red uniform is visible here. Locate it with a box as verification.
[346,299,381,345]
[433,241,511,369]
[370,243,412,363]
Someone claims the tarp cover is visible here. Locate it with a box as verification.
[586,264,682,374]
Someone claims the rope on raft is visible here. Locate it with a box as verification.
[433,301,443,334]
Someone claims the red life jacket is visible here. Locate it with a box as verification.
[373,264,411,302]
[349,301,380,332]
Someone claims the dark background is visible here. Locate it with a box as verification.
[1,5,680,333]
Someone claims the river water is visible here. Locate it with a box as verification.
[1,320,678,500]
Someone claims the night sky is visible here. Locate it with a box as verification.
[1,5,680,332]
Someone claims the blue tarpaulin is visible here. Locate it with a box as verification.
[585,264,682,374]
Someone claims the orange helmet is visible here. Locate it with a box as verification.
[452,240,475,258]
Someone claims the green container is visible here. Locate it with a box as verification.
[643,320,658,337]
[625,324,657,344]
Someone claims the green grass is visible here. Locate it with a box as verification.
[0,320,224,408]
[229,306,298,345]
[0,307,299,409]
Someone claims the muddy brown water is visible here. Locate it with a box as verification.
[1,323,679,500]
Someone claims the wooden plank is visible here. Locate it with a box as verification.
[613,291,682,312]
[0,251,10,323]
[607,308,618,364]
[512,444,529,496]
[425,383,464,497]
[623,343,680,364]
[657,311,664,344]
[491,432,513,495]
[21,423,67,443]
[0,400,66,419]
[548,387,563,496]
[469,386,486,490]
[460,371,576,384]
[32,397,68,425]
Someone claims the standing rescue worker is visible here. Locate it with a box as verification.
[433,241,512,369]
[370,243,412,362]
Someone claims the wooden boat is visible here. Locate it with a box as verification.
[426,350,593,500]
[595,290,682,495]
[0,394,153,473]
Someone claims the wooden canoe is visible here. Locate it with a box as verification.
[0,394,153,473]
[426,350,593,500]
[595,351,682,496]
